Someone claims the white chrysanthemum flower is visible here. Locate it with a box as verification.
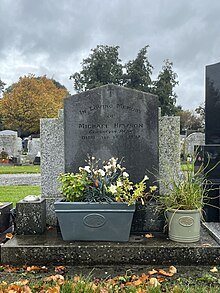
[104,165,111,172]
[84,166,91,173]
[122,172,129,178]
[98,169,105,176]
[116,181,123,187]
[109,184,117,194]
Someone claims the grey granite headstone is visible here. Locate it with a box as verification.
[64,84,159,185]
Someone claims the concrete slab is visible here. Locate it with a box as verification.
[202,222,220,244]
[1,227,220,266]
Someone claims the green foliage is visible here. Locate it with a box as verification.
[0,74,69,136]
[153,59,179,116]
[70,45,123,92]
[58,172,89,202]
[0,149,8,159]
[58,156,156,205]
[124,45,153,92]
[70,45,179,115]
[177,109,204,131]
[0,78,5,93]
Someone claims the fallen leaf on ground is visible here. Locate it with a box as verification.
[44,274,64,284]
[26,265,48,272]
[13,280,29,286]
[5,233,13,239]
[55,266,66,273]
[145,233,154,238]
[158,269,174,277]
[169,266,177,274]
[133,279,143,286]
[148,269,158,275]
[45,285,60,293]
[210,266,218,273]
[149,277,161,287]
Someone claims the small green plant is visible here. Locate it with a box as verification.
[157,154,220,211]
[58,156,157,205]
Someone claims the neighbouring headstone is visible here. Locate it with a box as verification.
[203,62,220,221]
[0,202,12,233]
[185,132,205,157]
[206,62,220,145]
[64,84,159,185]
[0,130,22,158]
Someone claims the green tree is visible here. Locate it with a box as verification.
[70,45,123,92]
[123,46,153,92]
[195,103,205,126]
[153,59,179,116]
[0,78,5,94]
[177,109,203,132]
[0,74,69,136]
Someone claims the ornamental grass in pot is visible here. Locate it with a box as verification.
[157,160,218,243]
[55,156,157,241]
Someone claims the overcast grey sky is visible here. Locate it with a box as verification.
[1,0,220,110]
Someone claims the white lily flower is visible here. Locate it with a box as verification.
[116,181,123,187]
[98,169,105,176]
[122,172,129,178]
[109,184,117,194]
[84,166,91,173]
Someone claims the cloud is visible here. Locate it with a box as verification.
[1,0,220,109]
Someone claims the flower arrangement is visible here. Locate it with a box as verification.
[58,156,157,205]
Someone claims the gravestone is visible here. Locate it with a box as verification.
[204,62,220,221]
[64,84,159,185]
[41,86,180,227]
[206,62,220,145]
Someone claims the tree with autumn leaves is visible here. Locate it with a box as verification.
[0,75,69,136]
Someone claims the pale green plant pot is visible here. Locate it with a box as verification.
[54,201,135,242]
[167,209,201,243]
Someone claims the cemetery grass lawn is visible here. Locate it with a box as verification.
[0,165,40,174]
[0,186,40,206]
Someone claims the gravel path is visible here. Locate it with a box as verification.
[0,173,41,186]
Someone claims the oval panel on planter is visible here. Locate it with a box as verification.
[178,216,194,227]
[83,213,106,228]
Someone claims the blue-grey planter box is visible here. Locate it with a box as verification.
[54,201,135,242]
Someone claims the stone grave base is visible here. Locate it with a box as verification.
[1,224,220,266]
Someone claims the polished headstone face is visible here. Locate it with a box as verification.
[206,62,220,144]
[64,84,159,185]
